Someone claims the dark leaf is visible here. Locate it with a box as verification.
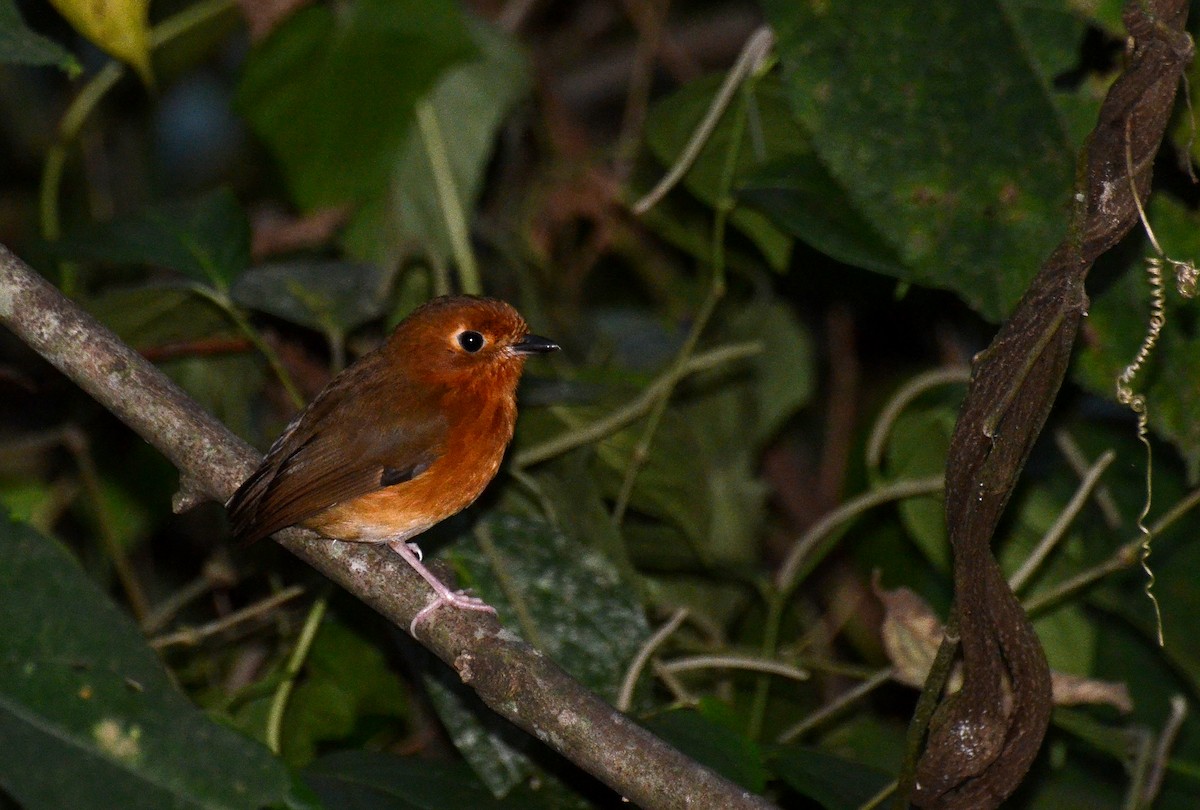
[0,515,314,809]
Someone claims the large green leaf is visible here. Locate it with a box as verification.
[426,513,649,795]
[343,18,530,266]
[232,261,395,335]
[236,0,475,210]
[769,745,892,810]
[305,750,543,809]
[0,515,313,809]
[762,0,1086,320]
[644,705,767,793]
[84,284,232,348]
[54,189,250,291]
[739,154,904,277]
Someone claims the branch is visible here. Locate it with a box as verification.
[0,244,773,810]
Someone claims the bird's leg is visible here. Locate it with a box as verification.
[386,539,496,635]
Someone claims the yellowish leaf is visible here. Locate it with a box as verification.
[49,0,153,85]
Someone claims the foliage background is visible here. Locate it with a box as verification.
[2,0,1200,807]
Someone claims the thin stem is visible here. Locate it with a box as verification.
[148,0,234,48]
[1125,728,1155,810]
[63,426,149,622]
[776,667,894,743]
[776,476,946,594]
[609,277,723,526]
[865,367,970,473]
[266,593,328,755]
[416,100,481,295]
[507,467,559,525]
[192,285,305,409]
[610,64,751,526]
[1024,481,1200,616]
[1138,695,1188,807]
[894,611,961,809]
[749,476,943,740]
[659,655,809,683]
[747,590,787,740]
[40,64,122,244]
[141,560,235,635]
[513,342,761,469]
[1054,430,1122,529]
[651,659,698,705]
[150,585,305,649]
[859,780,899,810]
[631,26,774,214]
[617,608,689,712]
[1010,449,1116,593]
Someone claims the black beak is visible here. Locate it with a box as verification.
[513,334,560,355]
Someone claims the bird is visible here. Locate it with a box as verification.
[226,295,559,633]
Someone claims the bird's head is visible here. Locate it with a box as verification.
[388,296,558,392]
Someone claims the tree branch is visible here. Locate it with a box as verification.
[0,244,774,810]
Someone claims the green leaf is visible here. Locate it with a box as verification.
[344,18,530,266]
[305,750,547,809]
[55,189,250,291]
[643,75,797,272]
[739,154,905,276]
[458,514,650,694]
[236,0,475,211]
[880,407,956,570]
[232,261,395,335]
[162,353,265,443]
[0,0,81,74]
[427,513,649,794]
[85,284,232,348]
[769,746,892,810]
[279,617,409,767]
[644,706,767,792]
[763,0,1081,320]
[48,0,152,85]
[593,408,715,553]
[717,300,816,447]
[0,514,314,809]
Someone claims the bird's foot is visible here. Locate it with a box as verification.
[386,539,496,636]
[410,589,496,635]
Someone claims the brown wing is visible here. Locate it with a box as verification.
[227,351,448,543]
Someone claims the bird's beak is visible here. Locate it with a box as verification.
[513,334,560,355]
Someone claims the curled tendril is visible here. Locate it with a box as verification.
[1122,109,1180,647]
[1114,256,1166,646]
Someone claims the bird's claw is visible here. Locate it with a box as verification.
[410,591,496,636]
[385,538,496,636]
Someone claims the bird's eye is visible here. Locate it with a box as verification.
[457,330,486,353]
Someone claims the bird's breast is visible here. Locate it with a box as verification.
[305,396,516,543]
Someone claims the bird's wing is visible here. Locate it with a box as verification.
[228,355,449,543]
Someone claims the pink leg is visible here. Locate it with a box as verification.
[386,540,496,635]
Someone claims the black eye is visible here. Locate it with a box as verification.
[457,330,485,353]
